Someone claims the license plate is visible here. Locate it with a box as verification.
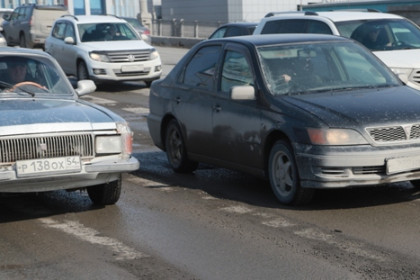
[121,65,144,72]
[386,155,420,174]
[16,156,81,177]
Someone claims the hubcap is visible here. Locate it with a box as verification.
[272,151,293,195]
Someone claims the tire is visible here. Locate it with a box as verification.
[268,140,314,205]
[77,61,89,81]
[410,180,420,189]
[165,119,198,173]
[19,33,26,48]
[87,175,122,205]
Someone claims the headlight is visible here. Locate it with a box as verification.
[96,136,122,154]
[96,122,134,157]
[90,52,110,62]
[390,67,413,83]
[307,128,367,145]
[149,49,160,60]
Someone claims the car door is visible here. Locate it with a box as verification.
[173,44,223,159]
[211,44,263,170]
[47,21,77,75]
[3,7,20,43]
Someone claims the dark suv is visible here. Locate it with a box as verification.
[2,4,67,48]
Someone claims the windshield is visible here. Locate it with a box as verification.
[78,22,138,42]
[0,55,73,96]
[336,19,420,51]
[257,41,401,96]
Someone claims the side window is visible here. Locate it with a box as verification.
[210,27,227,39]
[225,26,247,37]
[64,22,75,39]
[182,45,221,90]
[52,22,66,39]
[221,50,254,92]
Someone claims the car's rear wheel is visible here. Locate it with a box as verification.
[87,175,122,205]
[77,61,89,80]
[165,119,198,173]
[19,33,26,48]
[268,140,314,205]
[410,180,420,189]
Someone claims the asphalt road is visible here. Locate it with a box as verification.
[1,46,420,279]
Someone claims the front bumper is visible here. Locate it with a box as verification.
[295,143,420,189]
[0,156,139,193]
[88,59,162,82]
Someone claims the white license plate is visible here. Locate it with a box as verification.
[16,156,81,177]
[386,155,420,174]
[121,65,144,72]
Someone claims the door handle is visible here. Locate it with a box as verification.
[175,97,181,104]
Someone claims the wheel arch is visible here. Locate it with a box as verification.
[263,130,293,175]
[160,114,177,151]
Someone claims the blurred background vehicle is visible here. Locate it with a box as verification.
[208,22,257,39]
[253,11,420,91]
[2,4,67,48]
[120,16,152,44]
[0,8,12,33]
[45,15,161,87]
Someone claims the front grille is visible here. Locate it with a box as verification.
[0,134,94,163]
[366,124,420,143]
[411,69,420,85]
[353,166,385,175]
[107,50,151,63]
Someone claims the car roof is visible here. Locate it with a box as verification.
[265,11,403,23]
[219,22,258,27]
[204,33,349,47]
[61,15,128,24]
[0,47,51,58]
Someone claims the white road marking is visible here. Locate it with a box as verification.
[262,218,295,228]
[220,205,253,214]
[39,218,147,261]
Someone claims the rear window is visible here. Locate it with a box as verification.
[261,19,333,35]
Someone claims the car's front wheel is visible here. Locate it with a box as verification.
[77,61,89,80]
[87,175,122,205]
[268,140,314,205]
[165,119,198,173]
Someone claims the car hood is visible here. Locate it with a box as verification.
[373,49,420,68]
[282,86,420,128]
[81,40,152,51]
[0,98,120,136]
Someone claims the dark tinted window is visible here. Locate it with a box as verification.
[225,26,251,37]
[183,45,221,90]
[261,19,332,34]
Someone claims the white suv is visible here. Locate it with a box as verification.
[45,15,162,86]
[254,11,420,90]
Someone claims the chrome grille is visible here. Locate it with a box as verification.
[367,126,406,142]
[410,124,420,139]
[0,134,94,163]
[107,50,151,63]
[411,69,420,85]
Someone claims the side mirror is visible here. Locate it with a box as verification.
[231,85,256,100]
[75,80,96,96]
[64,36,75,45]
[3,14,10,21]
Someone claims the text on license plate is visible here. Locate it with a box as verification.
[16,156,81,177]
